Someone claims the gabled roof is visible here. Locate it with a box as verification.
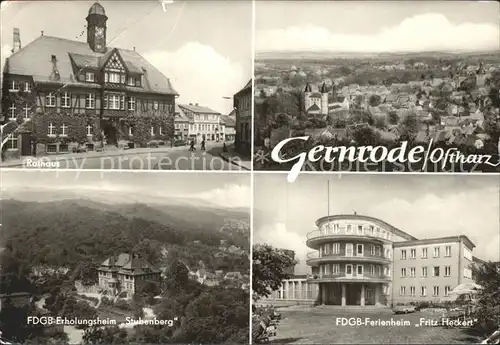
[4,35,178,95]
[220,115,235,127]
[100,253,161,276]
[178,103,220,114]
[174,104,191,122]
[306,103,321,112]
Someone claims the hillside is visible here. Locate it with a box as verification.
[0,199,250,274]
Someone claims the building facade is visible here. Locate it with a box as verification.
[268,214,477,308]
[234,80,251,155]
[1,2,177,158]
[220,114,236,141]
[97,253,161,298]
[177,103,222,143]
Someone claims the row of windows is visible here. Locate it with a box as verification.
[81,71,142,87]
[321,263,387,276]
[8,80,32,92]
[8,104,31,120]
[193,114,219,121]
[35,93,170,111]
[319,222,393,240]
[401,265,451,278]
[319,243,388,258]
[400,246,452,260]
[44,123,166,137]
[399,285,452,297]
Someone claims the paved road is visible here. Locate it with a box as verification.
[21,145,242,170]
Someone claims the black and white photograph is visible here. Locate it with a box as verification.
[0,170,250,344]
[252,174,500,344]
[254,1,500,173]
[0,0,251,170]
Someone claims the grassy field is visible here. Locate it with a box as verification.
[270,306,482,344]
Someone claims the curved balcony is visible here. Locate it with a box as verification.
[306,251,391,266]
[306,228,391,249]
[306,273,391,284]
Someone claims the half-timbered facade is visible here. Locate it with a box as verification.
[1,2,178,158]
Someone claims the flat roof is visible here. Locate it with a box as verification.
[393,235,475,249]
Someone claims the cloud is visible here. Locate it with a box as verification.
[192,183,251,209]
[1,44,12,73]
[255,222,310,274]
[368,189,499,261]
[144,42,246,114]
[256,13,500,52]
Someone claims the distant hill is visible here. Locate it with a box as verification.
[0,198,250,273]
[256,50,500,61]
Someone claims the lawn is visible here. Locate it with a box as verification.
[269,306,482,344]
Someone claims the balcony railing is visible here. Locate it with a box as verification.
[307,273,391,281]
[307,227,391,241]
[306,251,390,261]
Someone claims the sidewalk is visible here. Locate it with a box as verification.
[218,146,251,170]
[0,144,191,168]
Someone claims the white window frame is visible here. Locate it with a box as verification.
[433,266,440,277]
[24,82,31,92]
[332,264,340,274]
[400,286,406,296]
[85,72,95,82]
[369,264,375,275]
[434,247,440,258]
[6,134,18,150]
[23,104,30,120]
[401,250,407,260]
[356,244,364,256]
[48,122,56,137]
[87,125,92,137]
[9,105,16,120]
[356,264,363,276]
[410,286,415,296]
[60,123,68,137]
[370,245,375,256]
[333,243,340,254]
[61,92,71,108]
[109,72,120,83]
[410,267,416,277]
[9,80,20,92]
[421,286,427,297]
[445,246,451,257]
[154,101,159,110]
[410,249,416,259]
[128,127,133,136]
[150,126,155,136]
[444,266,451,277]
[159,126,163,136]
[401,268,406,277]
[120,95,125,110]
[127,76,135,86]
[421,266,428,277]
[85,93,95,109]
[346,224,353,234]
[128,96,136,111]
[433,286,439,297]
[422,247,428,258]
[46,93,56,107]
[357,225,363,235]
[444,286,451,297]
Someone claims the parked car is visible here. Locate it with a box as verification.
[393,305,416,314]
[174,140,187,147]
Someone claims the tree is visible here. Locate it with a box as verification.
[349,125,381,146]
[164,259,189,294]
[368,94,381,107]
[83,326,129,345]
[252,244,296,300]
[471,261,500,335]
[398,112,420,142]
[72,261,98,286]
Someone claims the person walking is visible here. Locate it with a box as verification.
[201,139,206,151]
[189,139,196,151]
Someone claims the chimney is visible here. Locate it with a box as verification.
[195,103,198,106]
[133,46,136,51]
[12,28,21,53]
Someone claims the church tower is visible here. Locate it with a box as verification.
[320,82,328,115]
[86,2,108,53]
[304,83,312,111]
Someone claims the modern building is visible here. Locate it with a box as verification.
[234,79,251,155]
[1,2,177,158]
[97,253,161,298]
[267,214,477,308]
[177,103,222,143]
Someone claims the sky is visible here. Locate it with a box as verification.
[256,1,500,53]
[1,170,251,208]
[254,174,500,274]
[0,0,252,114]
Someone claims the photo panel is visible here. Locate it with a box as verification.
[252,173,500,344]
[0,170,250,344]
[0,0,252,171]
[254,1,500,175]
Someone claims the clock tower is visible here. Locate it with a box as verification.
[86,2,107,53]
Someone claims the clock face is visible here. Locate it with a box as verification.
[95,27,104,38]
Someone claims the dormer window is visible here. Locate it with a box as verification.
[9,80,20,92]
[24,82,31,92]
[120,74,126,84]
[109,72,120,83]
[85,72,95,82]
[127,77,135,86]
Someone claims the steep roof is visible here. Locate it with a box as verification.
[174,104,191,122]
[100,253,161,276]
[178,103,220,114]
[4,35,178,95]
[220,115,235,127]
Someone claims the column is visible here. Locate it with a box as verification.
[321,283,327,304]
[361,284,365,307]
[280,285,284,300]
[298,280,302,300]
[375,284,380,306]
[341,283,346,306]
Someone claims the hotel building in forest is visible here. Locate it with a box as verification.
[268,214,477,307]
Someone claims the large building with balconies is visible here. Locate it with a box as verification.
[266,213,477,308]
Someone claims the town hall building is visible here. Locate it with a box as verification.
[2,2,178,158]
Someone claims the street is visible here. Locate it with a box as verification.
[4,143,246,171]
